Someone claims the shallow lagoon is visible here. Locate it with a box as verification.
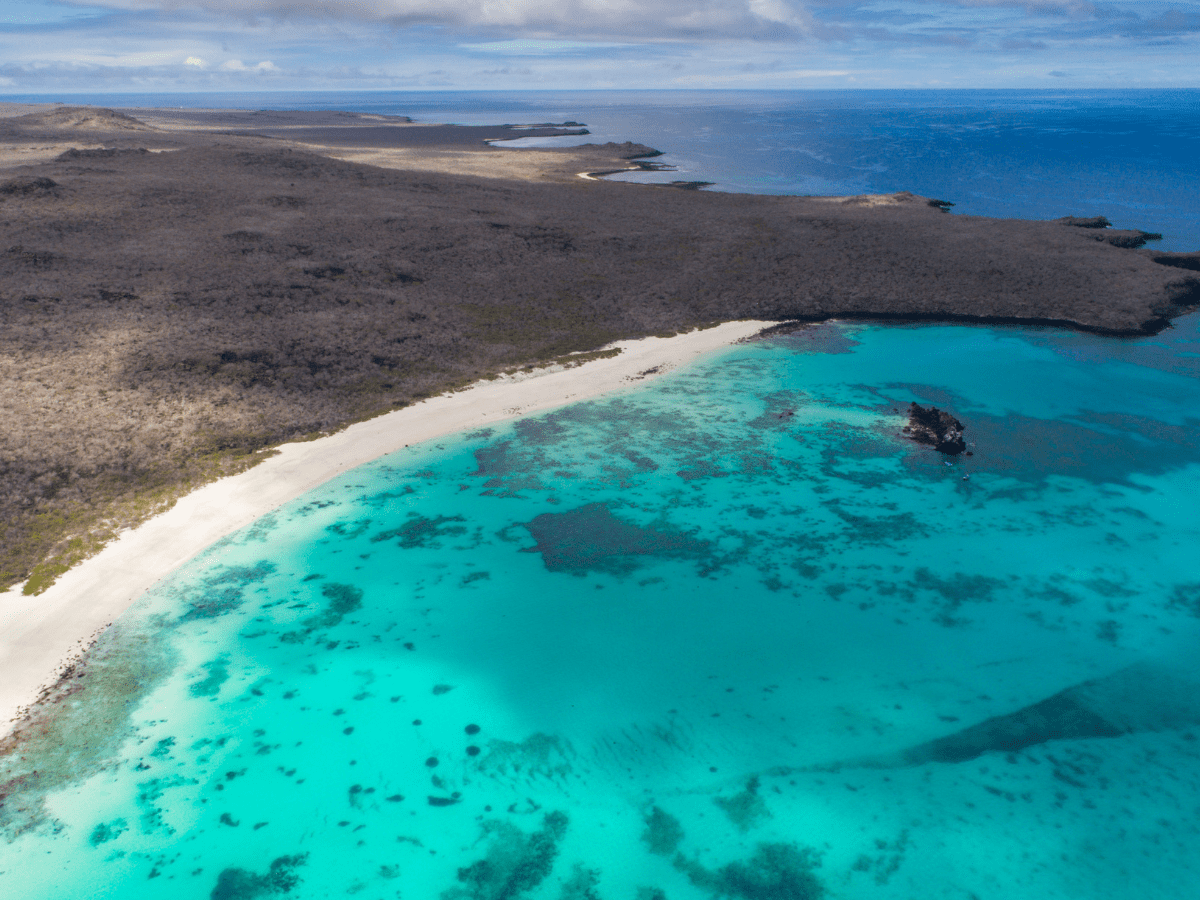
[3,315,1200,899]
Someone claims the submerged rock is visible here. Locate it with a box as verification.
[809,661,1200,772]
[902,402,967,455]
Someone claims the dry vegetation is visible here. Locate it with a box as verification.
[1,106,1197,593]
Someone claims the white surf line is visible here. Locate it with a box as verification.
[0,320,773,735]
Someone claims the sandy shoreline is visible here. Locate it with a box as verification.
[2,103,1195,740]
[0,319,771,735]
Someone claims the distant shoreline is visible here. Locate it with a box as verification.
[0,320,771,737]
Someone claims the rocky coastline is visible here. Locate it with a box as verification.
[0,103,1197,594]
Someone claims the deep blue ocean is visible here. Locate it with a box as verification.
[1,91,1199,899]
[6,89,1198,250]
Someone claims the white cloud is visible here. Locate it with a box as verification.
[217,58,279,71]
[459,39,638,53]
[184,55,206,66]
[58,0,815,40]
[679,66,851,83]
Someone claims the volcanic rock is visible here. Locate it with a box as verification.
[903,402,967,455]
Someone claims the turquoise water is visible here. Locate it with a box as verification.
[3,316,1200,898]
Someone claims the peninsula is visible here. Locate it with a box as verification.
[1,102,1197,609]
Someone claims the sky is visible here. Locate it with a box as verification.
[1,0,1198,93]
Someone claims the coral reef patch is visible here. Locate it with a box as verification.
[209,853,308,900]
[674,843,825,900]
[522,503,707,576]
[443,811,569,900]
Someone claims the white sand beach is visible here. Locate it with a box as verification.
[0,320,771,735]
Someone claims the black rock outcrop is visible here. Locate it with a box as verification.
[903,402,967,455]
[1056,215,1112,229]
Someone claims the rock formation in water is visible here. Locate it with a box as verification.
[902,403,967,455]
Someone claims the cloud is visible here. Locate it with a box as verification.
[0,56,451,89]
[680,67,852,83]
[218,58,279,71]
[474,66,535,75]
[459,39,640,54]
[58,0,814,40]
[948,0,1095,11]
[1126,7,1200,35]
[4,0,1199,92]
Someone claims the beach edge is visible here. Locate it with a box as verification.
[0,319,773,736]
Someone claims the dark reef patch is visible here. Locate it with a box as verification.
[88,817,128,846]
[475,733,574,781]
[472,441,551,497]
[675,459,728,482]
[210,853,307,900]
[674,842,825,900]
[371,513,468,549]
[641,805,684,857]
[189,654,230,697]
[325,518,373,539]
[178,561,276,622]
[714,776,771,832]
[559,864,603,900]
[522,503,708,576]
[180,586,244,622]
[1168,582,1200,617]
[136,775,197,834]
[828,506,927,546]
[442,810,569,900]
[311,582,363,629]
[910,567,1004,626]
[280,582,363,643]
